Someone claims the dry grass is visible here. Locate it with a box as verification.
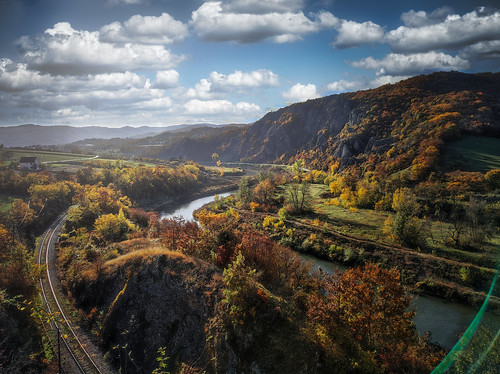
[111,237,159,253]
[104,247,187,270]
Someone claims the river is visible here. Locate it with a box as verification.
[162,192,497,350]
[161,191,236,222]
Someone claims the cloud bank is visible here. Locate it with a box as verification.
[1,2,499,126]
[18,22,185,75]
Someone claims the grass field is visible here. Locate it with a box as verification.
[2,148,94,163]
[82,157,165,168]
[441,135,500,173]
[305,183,500,267]
[308,184,391,242]
[206,166,244,175]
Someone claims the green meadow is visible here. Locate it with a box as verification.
[442,135,500,173]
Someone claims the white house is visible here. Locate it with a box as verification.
[19,156,40,171]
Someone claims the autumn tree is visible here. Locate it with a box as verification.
[94,209,135,242]
[292,159,305,180]
[0,225,39,298]
[3,199,36,243]
[338,264,416,350]
[254,178,275,205]
[235,230,312,295]
[211,152,222,168]
[308,263,443,373]
[221,252,260,325]
[237,176,253,204]
[286,180,311,214]
[384,188,426,247]
[68,184,131,230]
[160,216,186,250]
[485,169,500,190]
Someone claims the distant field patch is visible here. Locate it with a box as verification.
[5,148,93,163]
[48,163,71,168]
[206,166,244,175]
[442,135,500,173]
[84,158,158,168]
[308,184,391,242]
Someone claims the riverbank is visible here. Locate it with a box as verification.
[272,210,500,313]
[196,195,500,314]
[136,173,241,213]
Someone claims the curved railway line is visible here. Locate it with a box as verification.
[38,213,110,374]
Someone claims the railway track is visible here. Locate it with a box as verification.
[38,213,109,374]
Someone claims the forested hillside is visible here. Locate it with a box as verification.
[144,72,500,177]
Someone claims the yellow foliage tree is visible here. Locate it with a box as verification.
[94,209,134,242]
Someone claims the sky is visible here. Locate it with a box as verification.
[0,0,499,128]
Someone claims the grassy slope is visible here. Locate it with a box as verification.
[6,148,93,162]
[306,184,500,269]
[441,135,500,173]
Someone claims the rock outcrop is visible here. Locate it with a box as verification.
[74,249,223,373]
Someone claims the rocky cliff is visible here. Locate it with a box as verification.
[73,249,223,373]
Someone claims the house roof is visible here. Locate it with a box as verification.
[19,156,38,163]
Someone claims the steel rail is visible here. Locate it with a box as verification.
[39,213,104,374]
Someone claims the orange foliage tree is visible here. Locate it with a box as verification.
[308,263,444,373]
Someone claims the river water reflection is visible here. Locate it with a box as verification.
[162,193,498,350]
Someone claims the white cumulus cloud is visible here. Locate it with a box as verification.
[18,22,185,75]
[0,59,148,93]
[190,1,338,43]
[282,83,319,103]
[333,20,384,48]
[0,58,52,92]
[154,70,180,89]
[326,79,368,93]
[185,69,280,99]
[327,75,410,93]
[0,59,167,114]
[100,13,189,44]
[350,51,470,76]
[133,97,174,110]
[386,8,500,53]
[460,40,500,60]
[400,7,453,27]
[185,79,214,99]
[210,69,279,88]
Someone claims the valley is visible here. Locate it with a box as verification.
[0,71,499,373]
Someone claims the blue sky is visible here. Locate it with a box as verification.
[0,0,499,127]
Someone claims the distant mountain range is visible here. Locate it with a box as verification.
[0,123,221,147]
